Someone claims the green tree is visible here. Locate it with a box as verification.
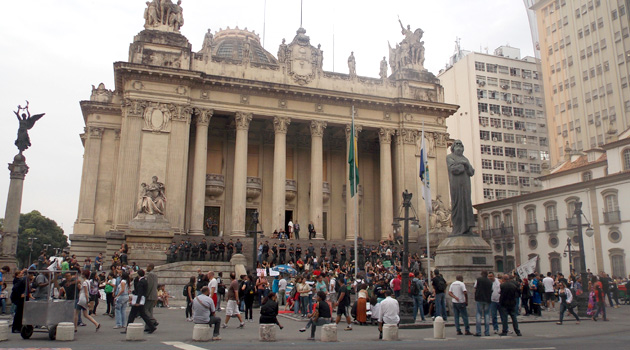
[16,210,68,268]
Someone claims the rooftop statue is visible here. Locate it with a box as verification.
[13,101,45,153]
[144,0,184,32]
[389,17,426,73]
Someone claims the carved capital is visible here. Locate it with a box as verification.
[193,108,213,126]
[88,127,104,139]
[123,99,147,118]
[114,129,121,140]
[310,120,327,137]
[235,112,253,130]
[345,123,363,141]
[398,128,418,145]
[273,116,291,134]
[8,155,29,180]
[174,104,194,124]
[435,132,449,147]
[378,128,396,144]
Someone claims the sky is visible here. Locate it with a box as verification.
[0,0,535,236]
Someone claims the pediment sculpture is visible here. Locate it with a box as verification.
[282,28,323,85]
[389,18,426,74]
[144,0,184,33]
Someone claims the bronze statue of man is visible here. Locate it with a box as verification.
[446,140,475,235]
[13,101,45,153]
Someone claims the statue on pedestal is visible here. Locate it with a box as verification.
[13,101,45,153]
[143,0,184,32]
[446,140,475,235]
[137,176,167,215]
[348,51,356,77]
[388,17,426,73]
[379,56,388,79]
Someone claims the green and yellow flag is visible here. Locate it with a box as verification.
[348,106,359,197]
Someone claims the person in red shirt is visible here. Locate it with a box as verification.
[591,276,608,321]
[392,274,402,298]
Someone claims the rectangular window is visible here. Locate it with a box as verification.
[598,17,604,28]
[475,61,485,71]
[486,64,498,73]
[479,116,489,127]
[507,175,518,185]
[601,38,606,50]
[488,77,498,86]
[504,133,515,143]
[478,103,488,113]
[498,65,509,74]
[483,173,493,184]
[494,175,506,185]
[503,119,513,129]
[480,130,490,140]
[489,104,500,114]
[482,159,493,169]
[477,89,487,99]
[505,147,516,157]
[501,106,512,116]
[481,144,491,155]
[511,81,521,90]
[491,132,502,142]
[519,177,530,187]
[513,108,524,117]
[483,188,494,200]
[490,118,501,128]
[540,137,548,146]
[493,160,505,171]
[492,146,504,156]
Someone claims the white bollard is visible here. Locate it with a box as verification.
[192,324,212,341]
[433,316,445,339]
[56,322,75,341]
[321,324,337,342]
[0,320,8,341]
[259,324,277,342]
[126,323,145,341]
[382,324,399,340]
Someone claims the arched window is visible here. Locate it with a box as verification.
[549,252,562,274]
[492,213,502,228]
[526,208,537,224]
[503,211,513,227]
[604,193,619,212]
[482,215,491,229]
[609,249,626,278]
[603,192,620,224]
[546,204,557,221]
[623,148,630,171]
[582,171,592,181]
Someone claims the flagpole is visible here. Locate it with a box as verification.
[352,105,359,280]
[422,122,431,280]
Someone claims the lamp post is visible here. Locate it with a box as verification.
[574,200,592,317]
[27,237,38,268]
[248,210,264,273]
[501,222,508,273]
[563,237,573,274]
[393,190,417,324]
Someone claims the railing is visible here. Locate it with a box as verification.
[603,210,621,224]
[524,222,538,233]
[545,219,559,231]
[481,229,492,240]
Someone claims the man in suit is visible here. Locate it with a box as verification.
[123,269,156,334]
[144,263,159,331]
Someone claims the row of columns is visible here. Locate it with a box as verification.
[186,111,398,240]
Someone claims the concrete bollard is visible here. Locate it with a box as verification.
[259,324,277,342]
[0,320,8,341]
[56,322,75,341]
[126,323,145,341]
[192,324,212,341]
[433,316,445,339]
[382,324,399,341]
[321,324,337,342]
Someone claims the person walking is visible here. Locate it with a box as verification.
[431,269,447,321]
[113,272,130,329]
[75,270,101,332]
[223,272,245,328]
[144,263,159,331]
[556,281,580,325]
[449,275,472,335]
[241,274,255,322]
[123,269,156,334]
[333,277,353,331]
[498,275,521,336]
[473,270,492,336]
[192,286,222,340]
[591,276,609,321]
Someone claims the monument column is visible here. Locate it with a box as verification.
[75,127,103,234]
[230,112,253,236]
[379,128,395,240]
[310,121,327,240]
[189,108,213,235]
[0,154,29,265]
[272,117,291,233]
[345,123,362,240]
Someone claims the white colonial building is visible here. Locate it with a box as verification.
[475,128,630,278]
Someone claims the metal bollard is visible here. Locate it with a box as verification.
[433,316,445,339]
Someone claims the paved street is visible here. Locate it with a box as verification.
[1,304,629,350]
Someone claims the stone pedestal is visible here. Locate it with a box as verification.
[0,320,8,341]
[382,324,399,340]
[230,253,247,277]
[259,324,277,342]
[192,324,211,341]
[321,324,337,342]
[126,323,145,341]
[1,154,29,269]
[56,322,75,341]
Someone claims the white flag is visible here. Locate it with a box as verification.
[420,126,431,214]
[516,256,538,279]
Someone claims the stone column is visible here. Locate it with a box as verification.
[272,117,291,233]
[345,123,362,240]
[310,121,327,240]
[379,128,395,241]
[230,112,252,236]
[113,99,146,229]
[189,108,213,235]
[165,105,193,234]
[74,126,103,234]
[0,154,29,265]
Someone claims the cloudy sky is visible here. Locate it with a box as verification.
[0,0,534,235]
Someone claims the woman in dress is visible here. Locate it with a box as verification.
[114,271,129,328]
[259,292,283,329]
[75,269,100,332]
[356,283,368,325]
[556,281,580,325]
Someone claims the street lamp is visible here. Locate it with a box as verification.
[248,210,264,273]
[392,190,419,324]
[563,237,573,274]
[27,236,38,268]
[573,200,594,317]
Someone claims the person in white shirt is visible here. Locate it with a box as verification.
[448,275,471,335]
[287,221,294,239]
[542,272,556,310]
[378,290,399,339]
[278,277,287,306]
[192,286,221,340]
[207,271,218,309]
[489,272,501,334]
[328,274,337,302]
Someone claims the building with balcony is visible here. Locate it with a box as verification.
[475,128,630,277]
[438,45,551,205]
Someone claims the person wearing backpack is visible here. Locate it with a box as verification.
[431,269,447,321]
[411,273,425,322]
[88,272,100,315]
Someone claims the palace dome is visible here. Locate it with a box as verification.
[211,27,278,65]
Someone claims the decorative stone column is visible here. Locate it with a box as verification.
[310,121,326,240]
[0,154,29,265]
[379,128,395,240]
[189,108,213,235]
[272,117,290,232]
[74,126,103,235]
[345,123,362,240]
[230,112,252,236]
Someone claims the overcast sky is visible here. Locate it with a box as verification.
[0,0,534,236]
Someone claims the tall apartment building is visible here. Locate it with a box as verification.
[530,0,630,165]
[438,46,550,206]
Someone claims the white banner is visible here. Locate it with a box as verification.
[516,256,538,279]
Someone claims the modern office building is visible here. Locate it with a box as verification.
[530,0,630,165]
[438,46,550,205]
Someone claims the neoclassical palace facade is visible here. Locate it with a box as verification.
[70,2,458,262]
